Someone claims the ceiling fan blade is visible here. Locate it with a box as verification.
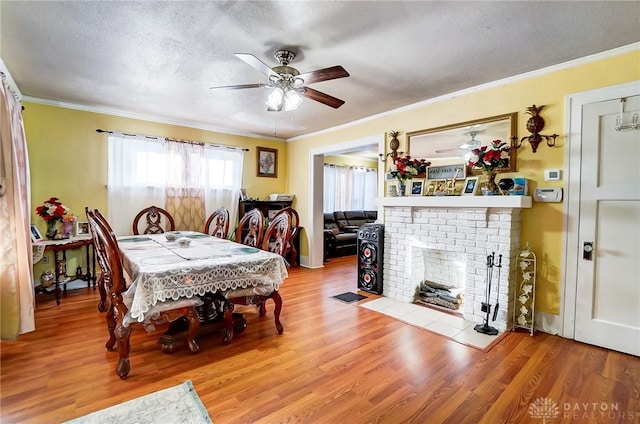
[301,87,345,109]
[235,53,280,78]
[298,66,350,85]
[435,147,465,153]
[209,83,268,90]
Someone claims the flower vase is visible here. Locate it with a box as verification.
[398,181,407,197]
[63,222,73,238]
[46,220,58,239]
[482,171,499,196]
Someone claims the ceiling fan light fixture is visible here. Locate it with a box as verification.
[266,87,284,110]
[284,89,302,111]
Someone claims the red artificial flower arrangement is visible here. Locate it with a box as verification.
[35,197,69,222]
[468,140,510,172]
[390,155,431,183]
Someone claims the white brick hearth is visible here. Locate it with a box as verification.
[375,196,531,331]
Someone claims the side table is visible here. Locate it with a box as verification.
[33,235,96,305]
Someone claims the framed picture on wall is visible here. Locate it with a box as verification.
[462,177,480,196]
[257,146,278,178]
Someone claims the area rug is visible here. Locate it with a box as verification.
[331,292,367,303]
[64,380,213,424]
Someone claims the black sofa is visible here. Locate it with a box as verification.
[324,210,377,259]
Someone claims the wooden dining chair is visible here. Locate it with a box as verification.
[222,213,290,343]
[274,207,300,267]
[87,208,200,379]
[132,205,175,235]
[85,207,118,313]
[204,207,230,239]
[262,211,292,259]
[234,208,264,247]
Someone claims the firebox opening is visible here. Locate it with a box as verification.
[411,244,466,315]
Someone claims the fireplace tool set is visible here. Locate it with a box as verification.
[474,252,502,336]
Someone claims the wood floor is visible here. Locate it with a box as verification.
[1,256,638,424]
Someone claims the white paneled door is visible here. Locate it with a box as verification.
[575,95,640,356]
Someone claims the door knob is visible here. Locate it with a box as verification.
[583,241,593,260]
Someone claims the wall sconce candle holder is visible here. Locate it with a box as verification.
[514,105,558,153]
[379,130,404,162]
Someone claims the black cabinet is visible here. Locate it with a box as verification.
[239,200,293,223]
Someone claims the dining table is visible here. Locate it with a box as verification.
[116,231,289,346]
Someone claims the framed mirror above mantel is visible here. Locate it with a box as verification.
[406,112,518,174]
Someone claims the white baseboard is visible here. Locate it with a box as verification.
[534,311,563,336]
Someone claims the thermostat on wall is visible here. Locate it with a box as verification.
[533,187,563,203]
[544,169,562,181]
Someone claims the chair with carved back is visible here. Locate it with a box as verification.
[222,212,289,342]
[87,208,200,379]
[132,205,176,235]
[204,207,230,239]
[88,208,117,313]
[261,211,291,259]
[274,207,300,267]
[234,208,264,247]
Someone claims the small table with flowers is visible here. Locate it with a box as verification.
[33,235,96,305]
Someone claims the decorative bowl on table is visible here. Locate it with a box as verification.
[177,237,192,247]
[165,231,182,242]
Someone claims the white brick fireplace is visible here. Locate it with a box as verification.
[375,196,532,331]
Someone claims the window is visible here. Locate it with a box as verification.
[323,164,377,212]
[107,134,244,235]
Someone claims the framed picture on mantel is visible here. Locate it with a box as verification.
[257,146,278,178]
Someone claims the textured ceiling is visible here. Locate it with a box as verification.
[1,1,639,140]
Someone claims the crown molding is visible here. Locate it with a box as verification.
[290,42,640,142]
[20,96,281,142]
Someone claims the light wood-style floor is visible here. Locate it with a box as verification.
[1,256,638,423]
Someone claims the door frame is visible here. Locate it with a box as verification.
[307,133,385,269]
[561,80,640,339]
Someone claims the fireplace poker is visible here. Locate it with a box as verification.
[481,253,493,314]
[474,252,499,336]
[492,254,503,322]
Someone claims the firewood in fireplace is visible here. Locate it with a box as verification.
[416,280,463,310]
[416,298,460,311]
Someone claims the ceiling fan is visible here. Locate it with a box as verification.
[210,49,349,111]
[435,131,482,154]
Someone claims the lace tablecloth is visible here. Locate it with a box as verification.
[118,232,288,325]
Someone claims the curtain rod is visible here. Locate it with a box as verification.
[325,163,377,172]
[96,129,250,151]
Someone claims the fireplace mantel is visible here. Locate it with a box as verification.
[375,196,532,209]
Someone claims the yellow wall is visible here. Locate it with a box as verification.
[287,49,640,315]
[24,103,284,278]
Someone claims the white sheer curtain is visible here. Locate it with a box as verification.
[0,71,35,338]
[108,134,244,235]
[108,134,166,235]
[323,165,377,212]
[203,146,243,226]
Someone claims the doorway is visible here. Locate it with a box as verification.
[563,81,640,356]
[308,134,385,268]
